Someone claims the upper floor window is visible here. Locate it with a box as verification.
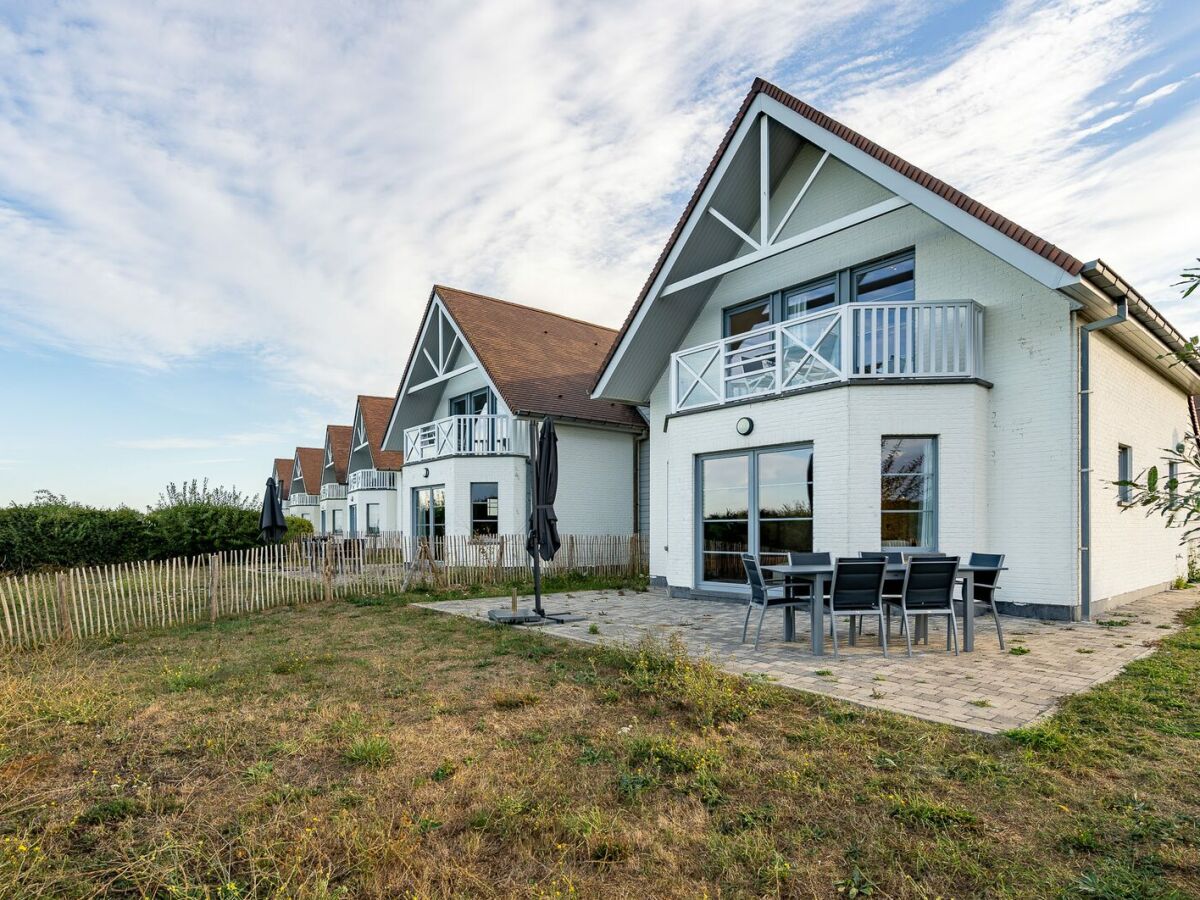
[723,250,915,338]
[450,387,494,417]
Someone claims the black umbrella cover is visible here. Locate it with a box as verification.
[527,417,561,562]
[259,478,289,543]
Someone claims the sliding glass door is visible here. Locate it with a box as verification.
[413,486,446,557]
[698,445,813,586]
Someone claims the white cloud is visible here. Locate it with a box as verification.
[0,0,1196,407]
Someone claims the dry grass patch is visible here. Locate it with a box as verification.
[0,591,1197,897]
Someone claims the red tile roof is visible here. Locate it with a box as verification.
[272,457,293,500]
[293,447,324,494]
[325,425,353,484]
[594,77,1090,391]
[412,286,644,429]
[357,395,404,470]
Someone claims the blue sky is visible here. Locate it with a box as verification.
[1,0,1198,508]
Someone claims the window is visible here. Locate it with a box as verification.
[470,482,499,536]
[449,387,494,417]
[721,250,914,338]
[320,510,327,534]
[853,255,915,304]
[1118,445,1132,504]
[413,486,446,544]
[698,445,813,584]
[331,509,342,535]
[881,437,936,551]
[366,503,381,535]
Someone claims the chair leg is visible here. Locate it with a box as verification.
[878,611,888,657]
[830,609,840,659]
[742,602,753,643]
[849,615,857,647]
[949,609,959,656]
[903,614,913,657]
[992,600,1006,650]
[753,602,768,650]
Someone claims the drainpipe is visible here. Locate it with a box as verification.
[1079,294,1127,620]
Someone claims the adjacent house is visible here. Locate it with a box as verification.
[346,394,404,535]
[287,447,324,528]
[591,78,1200,620]
[270,457,293,515]
[381,286,647,541]
[318,425,353,535]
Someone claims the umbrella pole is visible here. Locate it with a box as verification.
[530,419,543,618]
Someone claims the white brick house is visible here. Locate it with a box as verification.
[345,395,403,535]
[286,446,323,529]
[317,424,351,536]
[592,79,1200,620]
[381,286,648,541]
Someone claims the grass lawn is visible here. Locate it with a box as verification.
[1,582,1198,899]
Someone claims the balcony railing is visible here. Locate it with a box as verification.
[403,414,529,464]
[319,483,348,501]
[348,468,398,492]
[289,492,317,507]
[670,300,984,413]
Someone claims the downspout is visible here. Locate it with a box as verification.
[1079,294,1127,620]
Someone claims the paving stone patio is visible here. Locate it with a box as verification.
[418,586,1198,733]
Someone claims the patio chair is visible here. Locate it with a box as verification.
[788,551,834,637]
[741,553,812,650]
[825,558,888,658]
[886,557,961,657]
[967,552,1007,650]
[860,552,905,636]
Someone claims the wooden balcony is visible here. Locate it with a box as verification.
[670,300,984,413]
[348,469,397,492]
[319,483,348,501]
[403,414,529,464]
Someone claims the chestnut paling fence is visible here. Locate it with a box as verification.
[0,532,649,650]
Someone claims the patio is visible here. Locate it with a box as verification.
[418,585,1198,733]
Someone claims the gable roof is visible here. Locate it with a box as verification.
[272,457,293,500]
[592,77,1194,395]
[356,395,404,470]
[293,447,324,493]
[324,425,353,484]
[392,286,644,430]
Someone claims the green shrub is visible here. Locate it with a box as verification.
[0,483,312,573]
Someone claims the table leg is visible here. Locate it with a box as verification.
[963,571,975,652]
[783,606,795,642]
[811,574,825,656]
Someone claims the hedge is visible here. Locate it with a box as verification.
[0,500,314,574]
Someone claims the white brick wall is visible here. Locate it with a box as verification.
[1088,329,1189,606]
[553,425,637,534]
[346,488,398,534]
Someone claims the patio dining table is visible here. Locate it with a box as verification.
[761,561,1006,656]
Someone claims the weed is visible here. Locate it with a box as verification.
[431,760,456,782]
[77,797,141,826]
[887,794,976,830]
[1009,646,1031,656]
[244,760,274,783]
[161,662,218,692]
[491,688,540,710]
[588,623,600,635]
[343,735,393,767]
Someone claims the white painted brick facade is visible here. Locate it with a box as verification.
[346,488,398,534]
[641,154,1188,613]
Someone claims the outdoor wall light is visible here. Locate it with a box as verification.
[422,467,430,478]
[736,417,754,436]
[1177,442,1186,454]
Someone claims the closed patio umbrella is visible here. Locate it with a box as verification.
[527,416,561,617]
[259,477,288,544]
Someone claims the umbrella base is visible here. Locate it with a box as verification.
[487,609,588,626]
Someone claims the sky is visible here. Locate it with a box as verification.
[1,0,1199,508]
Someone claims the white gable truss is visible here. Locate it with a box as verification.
[347,401,374,474]
[290,455,306,494]
[593,91,1095,402]
[381,289,508,452]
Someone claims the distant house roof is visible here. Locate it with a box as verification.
[357,395,404,470]
[294,447,324,493]
[427,286,644,429]
[593,77,1195,394]
[325,425,353,484]
[272,457,293,500]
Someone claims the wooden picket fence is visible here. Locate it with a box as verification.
[0,533,648,650]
